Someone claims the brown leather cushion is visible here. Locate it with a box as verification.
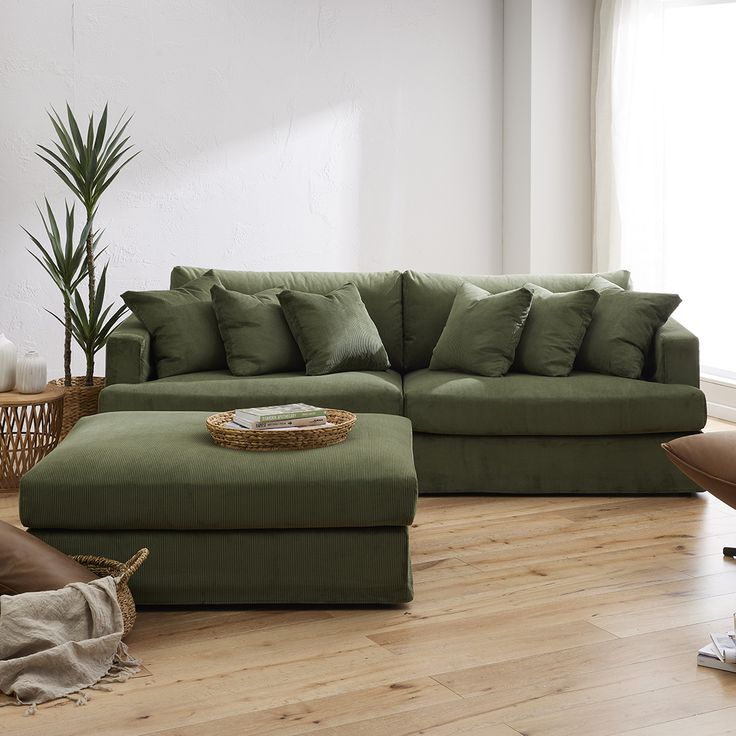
[662,431,736,508]
[0,520,97,595]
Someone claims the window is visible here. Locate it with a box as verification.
[661,1,736,378]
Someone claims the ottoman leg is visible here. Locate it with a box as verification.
[723,547,736,558]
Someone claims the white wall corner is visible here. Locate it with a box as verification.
[502,0,596,275]
[502,0,533,274]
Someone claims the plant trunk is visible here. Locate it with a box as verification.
[64,300,72,386]
[86,348,95,386]
[85,212,95,385]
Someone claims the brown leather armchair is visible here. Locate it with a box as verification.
[663,431,736,557]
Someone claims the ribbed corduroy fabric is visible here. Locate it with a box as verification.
[171,267,405,371]
[576,279,682,380]
[99,369,404,415]
[105,316,153,384]
[512,285,600,377]
[20,413,417,531]
[402,269,632,371]
[428,285,532,377]
[278,283,390,376]
[413,432,703,494]
[210,285,305,375]
[22,412,417,604]
[122,270,226,378]
[404,370,706,436]
[29,527,413,604]
[646,319,700,387]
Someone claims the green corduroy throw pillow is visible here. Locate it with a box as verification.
[575,276,681,379]
[429,283,533,377]
[211,284,304,376]
[122,270,225,378]
[278,282,390,375]
[513,284,600,377]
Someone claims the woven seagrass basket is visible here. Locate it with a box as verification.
[73,548,149,637]
[206,409,357,451]
[50,376,106,439]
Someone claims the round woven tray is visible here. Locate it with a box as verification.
[206,409,357,451]
[73,548,149,637]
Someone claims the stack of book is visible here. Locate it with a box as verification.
[697,632,736,673]
[230,403,328,431]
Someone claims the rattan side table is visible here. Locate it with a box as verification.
[0,386,64,491]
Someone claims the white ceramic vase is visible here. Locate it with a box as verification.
[16,351,47,394]
[0,334,16,392]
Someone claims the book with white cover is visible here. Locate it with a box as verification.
[233,416,327,430]
[698,643,736,673]
[225,421,335,432]
[235,403,325,422]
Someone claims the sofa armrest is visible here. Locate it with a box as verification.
[105,316,154,385]
[648,318,700,388]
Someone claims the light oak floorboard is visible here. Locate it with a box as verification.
[611,707,736,736]
[2,416,736,734]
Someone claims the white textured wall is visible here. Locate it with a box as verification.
[0,0,503,378]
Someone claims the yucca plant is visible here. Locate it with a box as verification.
[37,104,139,384]
[22,200,95,386]
[67,265,128,380]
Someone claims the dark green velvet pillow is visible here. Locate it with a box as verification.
[122,270,225,378]
[429,283,532,377]
[278,283,390,376]
[211,285,304,376]
[513,284,600,377]
[575,276,681,379]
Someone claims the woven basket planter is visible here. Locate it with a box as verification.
[50,376,105,439]
[73,548,149,637]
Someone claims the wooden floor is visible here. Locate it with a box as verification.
[3,420,736,734]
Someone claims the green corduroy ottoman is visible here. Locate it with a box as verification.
[19,411,418,605]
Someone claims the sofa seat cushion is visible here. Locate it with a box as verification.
[99,369,403,415]
[20,412,417,531]
[403,369,706,436]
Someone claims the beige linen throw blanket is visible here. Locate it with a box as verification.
[0,576,139,709]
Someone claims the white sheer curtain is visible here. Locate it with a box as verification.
[591,0,665,288]
[592,0,736,375]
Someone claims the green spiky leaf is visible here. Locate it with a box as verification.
[39,104,139,215]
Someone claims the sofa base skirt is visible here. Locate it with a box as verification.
[29,527,413,606]
[413,432,703,494]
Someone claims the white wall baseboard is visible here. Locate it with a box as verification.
[706,401,736,423]
[702,374,736,421]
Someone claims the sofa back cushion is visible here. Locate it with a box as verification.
[172,267,404,370]
[124,270,226,378]
[402,270,631,372]
[576,276,681,379]
[279,283,390,375]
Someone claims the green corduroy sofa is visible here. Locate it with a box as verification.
[101,267,707,494]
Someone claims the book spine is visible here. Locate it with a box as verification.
[237,416,326,430]
[240,409,325,422]
[697,654,736,673]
